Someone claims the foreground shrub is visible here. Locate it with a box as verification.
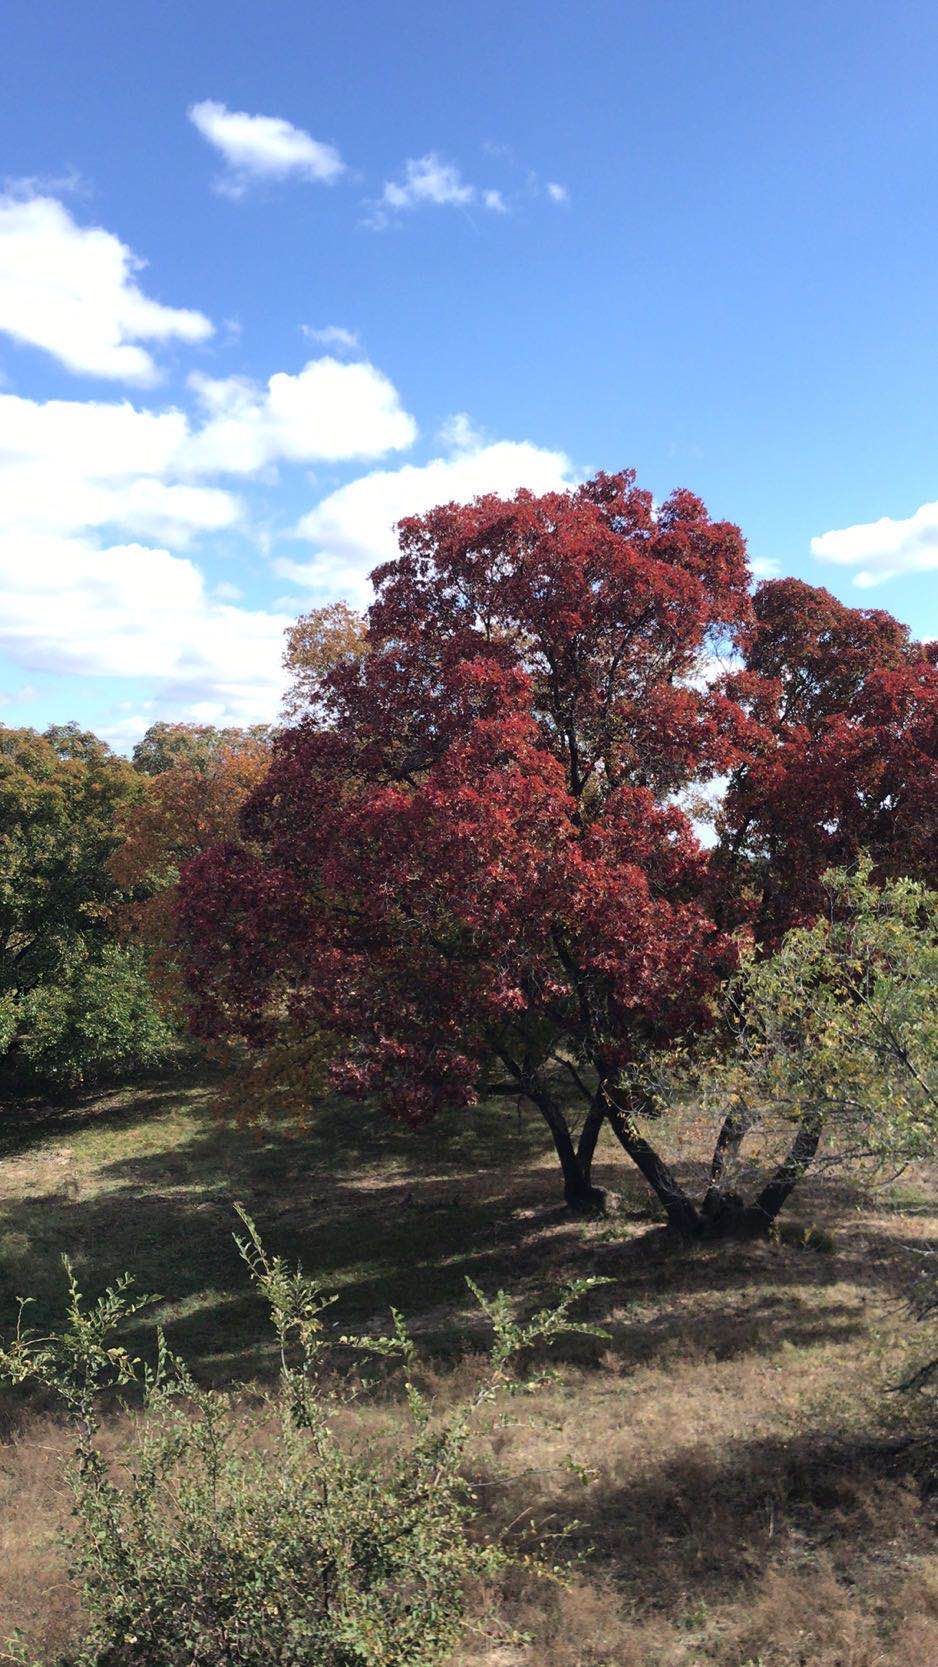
[0,1210,606,1666]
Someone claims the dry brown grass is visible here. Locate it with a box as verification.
[0,1076,934,1665]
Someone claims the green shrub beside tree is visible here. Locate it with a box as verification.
[675,862,937,1232]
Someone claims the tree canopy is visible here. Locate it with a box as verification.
[0,724,172,1089]
[178,472,936,1230]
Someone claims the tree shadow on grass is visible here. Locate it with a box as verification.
[0,1069,217,1157]
[511,1424,931,1600]
[1,1075,931,1402]
[0,1151,900,1399]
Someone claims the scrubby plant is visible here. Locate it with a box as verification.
[674,861,937,1232]
[0,1210,607,1666]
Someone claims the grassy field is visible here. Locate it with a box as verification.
[1,1073,935,1665]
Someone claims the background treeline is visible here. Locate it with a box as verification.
[0,718,270,1093]
[0,604,357,1094]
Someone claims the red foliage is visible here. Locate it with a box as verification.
[179,473,749,1133]
[714,580,937,940]
[176,480,935,1220]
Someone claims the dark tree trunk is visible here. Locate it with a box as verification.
[701,1108,749,1228]
[750,1110,824,1226]
[599,1082,700,1235]
[576,1095,606,1183]
[529,1084,606,1214]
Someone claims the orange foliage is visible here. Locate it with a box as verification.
[282,601,368,720]
[110,737,270,1013]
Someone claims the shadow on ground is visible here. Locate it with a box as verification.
[1,1074,927,1394]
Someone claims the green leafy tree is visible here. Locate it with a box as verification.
[131,720,271,776]
[0,724,173,1090]
[683,862,937,1230]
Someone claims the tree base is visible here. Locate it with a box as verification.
[698,1194,772,1240]
[564,1182,608,1216]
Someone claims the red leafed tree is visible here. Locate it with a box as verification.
[176,479,936,1233]
[178,472,752,1229]
[713,579,937,943]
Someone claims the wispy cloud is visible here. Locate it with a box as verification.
[301,324,361,353]
[369,153,509,226]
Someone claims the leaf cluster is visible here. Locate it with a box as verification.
[688,861,937,1165]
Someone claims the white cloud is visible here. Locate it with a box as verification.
[0,195,212,383]
[0,349,420,720]
[375,154,508,222]
[546,181,570,204]
[282,439,576,603]
[188,100,345,196]
[301,323,361,352]
[0,530,289,724]
[750,556,781,578]
[0,353,417,551]
[438,411,487,452]
[382,154,475,211]
[811,501,938,587]
[184,357,417,473]
[0,393,241,545]
[0,393,188,477]
[96,712,154,749]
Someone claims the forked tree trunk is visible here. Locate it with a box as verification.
[529,1084,606,1213]
[701,1108,750,1227]
[576,1094,606,1183]
[523,1065,823,1237]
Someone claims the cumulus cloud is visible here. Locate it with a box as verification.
[188,101,345,196]
[811,501,938,588]
[281,438,576,602]
[0,530,289,723]
[0,393,241,546]
[0,353,417,549]
[184,357,417,473]
[0,349,421,721]
[546,181,570,204]
[0,194,212,382]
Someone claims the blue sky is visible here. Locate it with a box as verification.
[1,0,936,746]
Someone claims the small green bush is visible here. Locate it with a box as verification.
[0,1210,607,1666]
[8,942,176,1090]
